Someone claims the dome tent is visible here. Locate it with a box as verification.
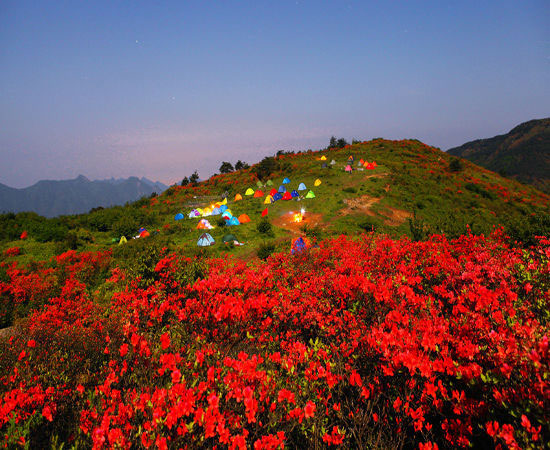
[264,195,274,204]
[297,182,307,191]
[291,190,299,198]
[238,214,251,223]
[282,177,290,184]
[174,213,184,221]
[245,188,255,196]
[273,192,283,201]
[305,190,316,199]
[234,193,243,201]
[227,216,240,226]
[282,191,293,200]
[197,233,215,246]
[278,185,286,193]
[314,179,322,186]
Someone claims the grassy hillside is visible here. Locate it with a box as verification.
[447,118,550,193]
[1,138,549,266]
[1,138,549,448]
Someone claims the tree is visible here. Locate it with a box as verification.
[449,158,463,173]
[235,160,249,171]
[219,161,234,174]
[253,157,279,181]
[181,177,189,187]
[336,138,349,148]
[189,171,199,186]
[328,136,337,149]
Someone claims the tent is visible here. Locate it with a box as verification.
[269,188,278,196]
[273,192,283,201]
[174,213,184,221]
[365,163,375,170]
[282,177,290,184]
[202,207,212,216]
[222,210,232,220]
[282,191,293,200]
[345,165,353,172]
[211,207,221,215]
[245,188,255,196]
[291,190,299,198]
[359,159,364,165]
[254,190,264,198]
[357,161,363,167]
[261,208,268,217]
[298,182,307,191]
[278,185,286,193]
[322,163,328,168]
[118,236,127,245]
[264,195,274,204]
[256,181,264,187]
[238,214,251,223]
[140,230,150,238]
[197,219,213,230]
[330,160,336,165]
[314,179,322,186]
[291,236,311,255]
[227,216,240,226]
[139,227,146,234]
[266,180,274,186]
[220,205,228,213]
[189,210,200,218]
[221,198,227,205]
[305,190,316,199]
[222,234,238,244]
[234,193,243,201]
[197,233,215,246]
[320,155,327,161]
[347,155,354,163]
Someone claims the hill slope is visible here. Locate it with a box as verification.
[447,118,550,193]
[0,176,168,217]
[2,137,548,266]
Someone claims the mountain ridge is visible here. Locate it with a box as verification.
[447,118,550,193]
[0,176,168,218]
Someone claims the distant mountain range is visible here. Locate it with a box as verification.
[0,176,169,217]
[447,118,550,193]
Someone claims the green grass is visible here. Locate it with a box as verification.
[2,139,549,267]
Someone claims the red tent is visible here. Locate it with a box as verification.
[261,208,268,217]
[282,191,292,200]
[269,188,278,196]
[254,190,264,198]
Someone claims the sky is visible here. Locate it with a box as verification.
[0,1,548,188]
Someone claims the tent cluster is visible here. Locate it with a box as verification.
[197,232,244,247]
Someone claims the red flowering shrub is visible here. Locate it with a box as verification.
[0,231,548,448]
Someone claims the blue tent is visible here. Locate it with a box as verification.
[211,207,221,215]
[282,177,290,184]
[222,211,232,220]
[174,213,184,221]
[273,192,283,201]
[227,216,240,226]
[220,204,228,213]
[197,233,215,246]
[291,237,307,255]
[291,190,299,198]
[297,182,307,191]
[278,185,286,193]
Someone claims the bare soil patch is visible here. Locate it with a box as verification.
[378,206,413,226]
[340,195,381,216]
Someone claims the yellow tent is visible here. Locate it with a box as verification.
[264,195,273,204]
[245,188,255,196]
[320,156,327,161]
[221,198,227,205]
[314,179,322,186]
[234,193,243,201]
[118,236,127,245]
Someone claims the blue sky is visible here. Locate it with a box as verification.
[1,0,548,188]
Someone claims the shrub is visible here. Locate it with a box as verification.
[342,187,357,193]
[257,218,272,235]
[257,241,275,260]
[449,157,463,172]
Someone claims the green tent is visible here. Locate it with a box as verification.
[305,190,316,198]
[266,180,274,186]
[256,181,264,187]
[222,234,238,243]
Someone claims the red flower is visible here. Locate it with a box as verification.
[304,401,316,419]
[42,406,53,422]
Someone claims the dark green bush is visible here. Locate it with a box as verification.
[343,187,357,193]
[257,218,273,235]
[257,242,276,260]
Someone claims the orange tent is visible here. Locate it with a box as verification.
[234,193,243,201]
[140,230,150,238]
[253,190,264,198]
[238,214,251,223]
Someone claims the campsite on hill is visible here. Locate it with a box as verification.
[1,138,549,448]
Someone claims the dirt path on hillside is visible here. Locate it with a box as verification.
[340,195,381,216]
[379,207,412,226]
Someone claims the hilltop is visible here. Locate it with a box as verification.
[447,118,550,193]
[1,138,549,264]
[0,176,168,218]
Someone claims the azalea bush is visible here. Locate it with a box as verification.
[0,231,549,448]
